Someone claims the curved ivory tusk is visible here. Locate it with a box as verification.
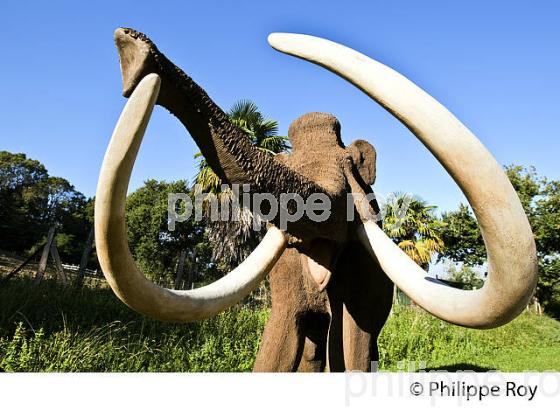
[95,73,287,322]
[268,33,538,329]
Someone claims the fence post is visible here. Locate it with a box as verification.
[33,226,56,285]
[187,249,198,290]
[76,227,94,288]
[174,250,187,290]
[0,246,43,284]
[50,243,68,286]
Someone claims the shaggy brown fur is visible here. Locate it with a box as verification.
[114,28,393,372]
[254,114,392,371]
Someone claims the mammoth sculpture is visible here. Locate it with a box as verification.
[95,28,538,372]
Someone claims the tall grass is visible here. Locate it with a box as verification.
[378,306,560,371]
[0,278,266,371]
[1,278,559,371]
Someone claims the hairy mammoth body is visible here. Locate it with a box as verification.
[254,244,392,372]
[252,113,392,371]
[95,29,537,372]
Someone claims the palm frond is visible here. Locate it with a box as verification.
[382,192,444,270]
[258,136,290,155]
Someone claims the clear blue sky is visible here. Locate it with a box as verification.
[1,1,558,212]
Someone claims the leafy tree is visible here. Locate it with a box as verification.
[538,258,560,317]
[382,193,444,271]
[439,165,560,316]
[533,179,560,317]
[443,263,484,290]
[505,165,541,214]
[46,177,90,262]
[0,151,90,262]
[440,165,545,265]
[1,152,49,251]
[439,204,485,266]
[533,179,560,256]
[125,179,217,285]
[192,100,289,268]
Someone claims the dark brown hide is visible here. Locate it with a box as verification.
[253,241,392,372]
[327,244,393,371]
[254,113,392,372]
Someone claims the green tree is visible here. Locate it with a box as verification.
[533,178,560,317]
[440,165,545,265]
[506,165,541,214]
[45,177,90,262]
[0,151,50,252]
[439,165,560,316]
[0,151,90,262]
[444,263,484,290]
[192,100,289,268]
[382,193,444,271]
[533,179,560,255]
[125,179,216,285]
[439,204,485,266]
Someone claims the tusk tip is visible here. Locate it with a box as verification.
[268,33,332,60]
[141,72,162,88]
[268,32,302,51]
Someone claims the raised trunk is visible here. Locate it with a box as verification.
[113,28,345,240]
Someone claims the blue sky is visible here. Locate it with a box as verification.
[1,1,558,212]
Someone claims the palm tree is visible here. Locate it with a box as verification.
[381,193,445,306]
[382,193,444,270]
[228,100,289,154]
[192,100,289,268]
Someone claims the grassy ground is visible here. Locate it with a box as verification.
[0,275,559,372]
[379,306,560,371]
[0,278,265,371]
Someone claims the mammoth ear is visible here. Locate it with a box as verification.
[347,139,377,185]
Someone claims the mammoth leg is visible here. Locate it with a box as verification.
[327,285,345,371]
[253,248,307,372]
[254,308,305,372]
[328,243,393,371]
[297,312,330,372]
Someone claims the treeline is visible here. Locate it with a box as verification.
[0,151,219,285]
[0,151,92,264]
[124,179,220,286]
[1,151,558,316]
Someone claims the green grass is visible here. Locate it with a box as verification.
[0,278,266,371]
[378,306,560,371]
[0,277,559,372]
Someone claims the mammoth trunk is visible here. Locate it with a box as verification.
[113,28,341,240]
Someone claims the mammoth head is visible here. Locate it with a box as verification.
[95,29,537,328]
[283,112,376,189]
